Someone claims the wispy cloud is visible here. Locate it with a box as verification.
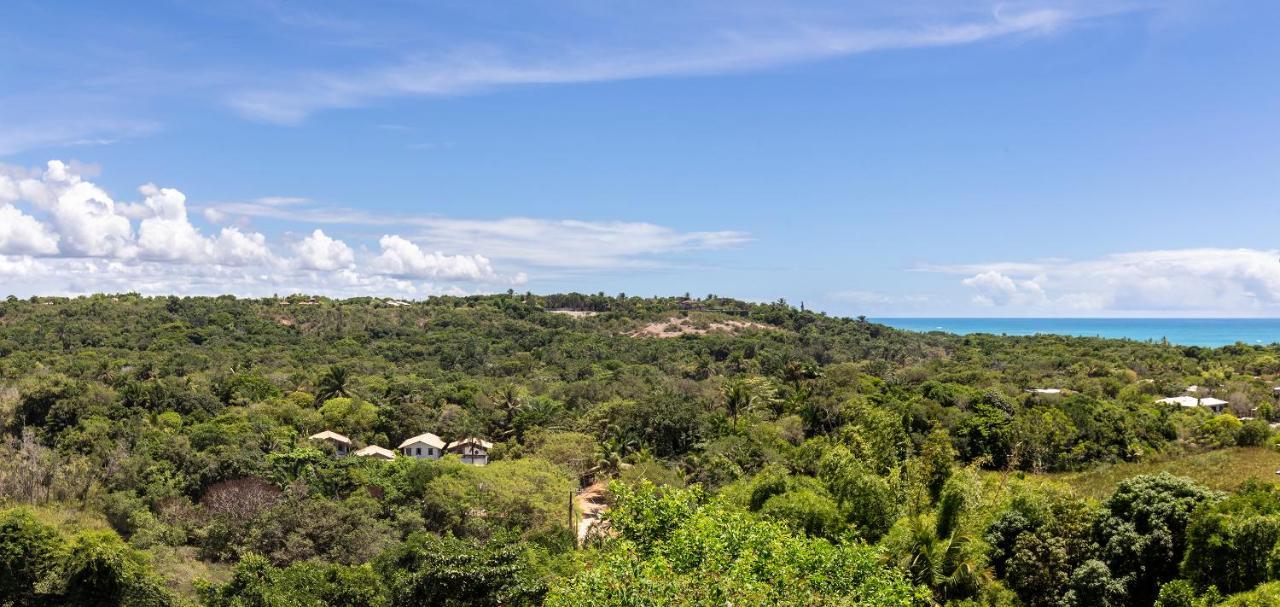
[228,6,1077,124]
[0,116,158,156]
[0,1,1146,154]
[202,198,750,270]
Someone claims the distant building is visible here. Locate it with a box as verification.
[398,432,446,459]
[308,430,351,456]
[1025,388,1063,395]
[1199,398,1229,413]
[1156,396,1229,413]
[447,437,494,466]
[354,445,397,460]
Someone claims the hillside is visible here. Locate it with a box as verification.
[3,293,1280,606]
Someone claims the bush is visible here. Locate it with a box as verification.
[546,483,925,607]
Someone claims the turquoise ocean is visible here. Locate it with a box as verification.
[874,318,1280,348]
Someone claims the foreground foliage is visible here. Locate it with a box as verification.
[547,482,927,607]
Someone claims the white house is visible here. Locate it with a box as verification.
[398,432,446,459]
[308,430,351,456]
[1157,396,1200,408]
[1025,388,1062,395]
[354,445,397,460]
[447,437,494,466]
[1199,397,1229,413]
[1156,396,1229,413]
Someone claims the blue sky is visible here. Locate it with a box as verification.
[1,1,1279,316]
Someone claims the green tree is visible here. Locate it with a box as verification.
[378,533,543,607]
[1096,473,1218,607]
[1182,481,1280,594]
[315,366,352,404]
[547,482,925,607]
[0,509,61,606]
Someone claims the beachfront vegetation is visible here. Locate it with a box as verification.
[5,293,1280,605]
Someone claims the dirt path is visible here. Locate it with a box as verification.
[575,481,609,545]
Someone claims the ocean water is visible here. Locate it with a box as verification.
[875,318,1280,348]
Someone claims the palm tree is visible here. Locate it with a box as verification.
[781,360,821,389]
[590,439,627,478]
[721,380,758,428]
[890,489,989,603]
[492,384,525,439]
[314,365,351,404]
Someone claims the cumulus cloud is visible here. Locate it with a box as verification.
[293,229,355,271]
[16,160,136,257]
[0,159,740,297]
[961,271,1049,307]
[214,228,274,266]
[928,249,1280,314]
[0,255,471,299]
[371,234,501,281]
[0,204,59,255]
[136,184,213,263]
[0,255,47,278]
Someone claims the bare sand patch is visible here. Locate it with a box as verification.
[631,316,775,338]
[549,309,599,318]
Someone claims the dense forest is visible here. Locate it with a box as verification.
[5,293,1280,606]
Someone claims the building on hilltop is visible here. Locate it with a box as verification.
[308,430,351,456]
[398,432,446,459]
[1198,397,1229,413]
[354,445,397,460]
[1156,395,1229,413]
[447,437,493,466]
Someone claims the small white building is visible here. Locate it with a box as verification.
[1157,396,1201,408]
[1157,396,1229,413]
[308,430,351,456]
[447,437,494,466]
[1199,397,1229,413]
[398,432,446,459]
[354,445,397,460]
[1025,388,1062,395]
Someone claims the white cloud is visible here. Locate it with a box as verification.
[961,270,1049,307]
[202,207,228,224]
[136,184,212,263]
[412,218,747,270]
[227,5,1081,124]
[21,161,135,257]
[0,256,471,299]
[214,227,274,266]
[930,249,1280,314]
[0,204,59,255]
[0,255,47,277]
[293,229,355,271]
[371,234,499,281]
[203,199,750,270]
[0,159,744,296]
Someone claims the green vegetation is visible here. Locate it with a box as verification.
[4,293,1280,605]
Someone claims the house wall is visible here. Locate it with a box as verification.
[401,443,442,459]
